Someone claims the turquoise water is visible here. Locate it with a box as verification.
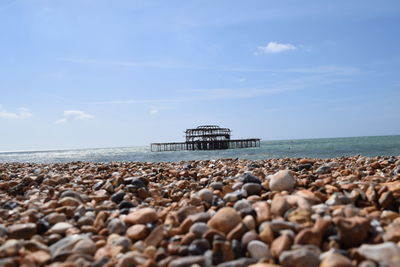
[0,135,399,163]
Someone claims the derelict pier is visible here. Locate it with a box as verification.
[151,125,260,152]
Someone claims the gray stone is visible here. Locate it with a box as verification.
[210,182,223,191]
[197,188,213,203]
[233,199,252,211]
[0,239,23,257]
[315,165,331,174]
[168,255,205,267]
[0,224,8,237]
[279,248,320,267]
[48,222,73,235]
[49,234,96,260]
[242,183,262,196]
[325,192,351,206]
[247,240,271,259]
[60,190,84,203]
[107,218,126,234]
[189,222,209,238]
[45,212,67,225]
[217,257,258,267]
[109,236,132,252]
[240,173,261,184]
[358,242,400,267]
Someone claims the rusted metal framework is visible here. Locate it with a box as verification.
[151,125,260,152]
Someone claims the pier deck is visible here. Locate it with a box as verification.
[151,138,260,152]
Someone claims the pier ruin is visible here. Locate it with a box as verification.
[151,125,260,152]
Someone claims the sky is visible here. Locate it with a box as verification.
[1,0,400,151]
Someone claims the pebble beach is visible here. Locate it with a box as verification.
[1,156,400,267]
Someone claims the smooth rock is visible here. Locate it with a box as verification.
[107,218,126,234]
[242,183,262,196]
[279,248,320,267]
[124,208,158,224]
[320,253,354,267]
[48,222,73,235]
[247,240,271,259]
[253,201,271,224]
[7,223,37,239]
[271,195,289,217]
[316,166,331,174]
[45,213,67,225]
[126,224,148,241]
[334,216,370,248]
[0,239,23,257]
[234,199,252,211]
[358,242,400,267]
[384,222,400,242]
[0,224,8,237]
[190,222,209,238]
[241,173,262,184]
[197,188,213,203]
[50,234,96,260]
[269,170,296,192]
[111,191,126,204]
[208,207,241,234]
[210,182,223,191]
[168,255,205,267]
[270,234,293,258]
[326,193,351,206]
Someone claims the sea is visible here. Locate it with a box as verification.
[1,135,399,164]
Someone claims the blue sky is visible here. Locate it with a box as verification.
[1,0,400,151]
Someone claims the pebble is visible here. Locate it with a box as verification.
[279,248,320,267]
[50,234,96,260]
[48,222,73,235]
[241,173,262,184]
[107,218,126,234]
[269,170,296,192]
[197,188,214,203]
[124,208,158,224]
[127,224,148,240]
[168,255,205,267]
[242,183,262,196]
[247,240,271,259]
[358,242,400,267]
[319,253,354,267]
[189,222,209,237]
[208,207,241,234]
[334,216,370,248]
[111,191,126,204]
[7,223,37,239]
[316,165,331,174]
[270,234,293,258]
[271,195,289,217]
[0,157,399,266]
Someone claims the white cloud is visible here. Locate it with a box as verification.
[256,41,297,54]
[56,110,94,124]
[0,106,32,119]
[149,109,159,115]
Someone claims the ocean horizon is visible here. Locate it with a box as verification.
[1,134,399,164]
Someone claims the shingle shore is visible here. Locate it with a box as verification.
[0,156,399,267]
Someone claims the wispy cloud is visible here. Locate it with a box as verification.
[256,41,297,54]
[182,87,290,100]
[0,106,32,119]
[92,98,178,105]
[56,110,94,124]
[63,57,362,76]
